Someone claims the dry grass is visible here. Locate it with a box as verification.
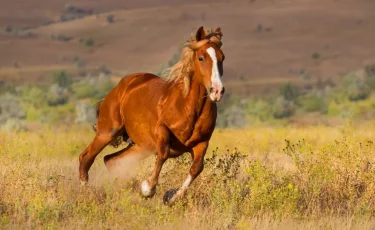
[1,122,375,229]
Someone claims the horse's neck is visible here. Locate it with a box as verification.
[182,75,209,115]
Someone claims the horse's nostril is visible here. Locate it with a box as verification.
[221,87,225,95]
[209,87,215,93]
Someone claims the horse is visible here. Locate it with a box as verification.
[78,26,226,205]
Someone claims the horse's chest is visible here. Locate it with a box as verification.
[172,108,216,147]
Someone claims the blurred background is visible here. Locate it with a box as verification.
[0,0,375,131]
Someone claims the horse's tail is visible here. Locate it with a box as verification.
[92,99,124,148]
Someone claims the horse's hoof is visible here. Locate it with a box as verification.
[80,180,88,186]
[163,189,178,205]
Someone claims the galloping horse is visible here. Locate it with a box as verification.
[78,26,225,205]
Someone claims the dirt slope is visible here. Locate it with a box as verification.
[1,0,375,95]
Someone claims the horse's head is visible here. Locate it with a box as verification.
[193,26,225,102]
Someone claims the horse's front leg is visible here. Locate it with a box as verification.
[140,125,170,198]
[164,141,208,206]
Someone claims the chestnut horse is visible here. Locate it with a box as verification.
[78,26,225,205]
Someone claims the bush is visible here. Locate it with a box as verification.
[25,106,41,121]
[72,77,115,100]
[339,74,370,101]
[0,118,27,132]
[74,58,86,68]
[301,94,327,113]
[0,81,16,95]
[245,99,273,122]
[50,33,73,42]
[26,87,47,108]
[47,84,69,106]
[311,52,321,60]
[217,104,246,128]
[94,79,115,99]
[272,96,296,119]
[106,14,115,23]
[74,84,97,99]
[278,83,299,101]
[97,65,111,75]
[79,38,95,47]
[0,93,26,125]
[64,3,75,13]
[40,103,75,124]
[52,70,73,88]
[74,102,97,124]
[365,64,375,77]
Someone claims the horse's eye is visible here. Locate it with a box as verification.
[198,56,204,62]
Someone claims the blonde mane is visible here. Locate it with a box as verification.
[161,27,223,95]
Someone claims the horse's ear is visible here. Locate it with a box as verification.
[195,26,205,41]
[215,27,222,36]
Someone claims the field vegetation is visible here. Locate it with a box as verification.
[2,123,375,229]
[1,62,375,230]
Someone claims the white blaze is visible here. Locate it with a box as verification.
[206,47,223,87]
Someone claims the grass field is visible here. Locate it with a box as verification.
[1,122,375,229]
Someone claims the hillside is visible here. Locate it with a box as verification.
[1,0,375,96]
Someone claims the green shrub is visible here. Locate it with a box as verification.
[26,87,47,108]
[106,14,115,23]
[74,84,97,99]
[26,106,41,121]
[301,94,327,113]
[278,83,299,102]
[40,103,75,124]
[311,52,321,60]
[52,70,73,88]
[245,99,273,122]
[0,82,16,95]
[94,79,115,99]
[337,73,370,102]
[79,38,95,47]
[272,97,295,119]
[327,101,341,117]
[46,84,69,106]
[0,93,26,125]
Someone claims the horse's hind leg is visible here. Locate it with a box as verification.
[104,144,149,169]
[103,144,152,178]
[79,88,124,184]
[79,132,113,184]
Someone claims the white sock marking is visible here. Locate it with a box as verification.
[141,180,152,196]
[181,174,193,190]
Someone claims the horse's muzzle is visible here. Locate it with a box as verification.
[209,85,225,102]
